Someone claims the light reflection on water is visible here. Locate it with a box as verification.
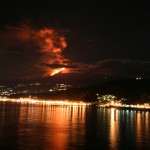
[109,108,119,149]
[0,101,150,150]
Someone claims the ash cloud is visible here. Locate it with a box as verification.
[0,24,69,79]
[73,59,150,77]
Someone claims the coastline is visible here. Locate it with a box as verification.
[97,104,150,111]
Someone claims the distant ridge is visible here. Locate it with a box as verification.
[7,79,150,104]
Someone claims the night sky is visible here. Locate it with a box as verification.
[0,1,150,86]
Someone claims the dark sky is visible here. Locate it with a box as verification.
[0,1,150,86]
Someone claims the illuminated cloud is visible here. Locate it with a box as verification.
[0,24,69,79]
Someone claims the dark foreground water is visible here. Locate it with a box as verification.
[0,101,150,150]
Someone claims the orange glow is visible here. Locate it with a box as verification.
[38,29,69,77]
[15,26,70,78]
[51,68,65,76]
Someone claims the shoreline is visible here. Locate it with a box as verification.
[97,104,150,111]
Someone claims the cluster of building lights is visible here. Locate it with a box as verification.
[97,94,150,109]
[99,101,150,109]
[0,83,72,96]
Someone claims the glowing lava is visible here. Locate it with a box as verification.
[51,68,65,76]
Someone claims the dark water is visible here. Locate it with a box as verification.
[0,101,150,150]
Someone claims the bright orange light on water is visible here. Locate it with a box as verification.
[51,68,65,76]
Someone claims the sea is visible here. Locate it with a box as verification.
[0,101,150,150]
